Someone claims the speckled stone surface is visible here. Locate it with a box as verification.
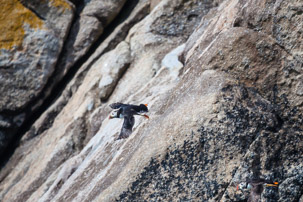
[0,0,302,201]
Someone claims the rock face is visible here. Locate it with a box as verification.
[97,41,131,101]
[57,0,127,75]
[0,0,303,201]
[0,0,128,160]
[0,0,74,155]
[0,0,73,109]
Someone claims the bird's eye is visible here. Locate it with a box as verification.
[238,182,247,190]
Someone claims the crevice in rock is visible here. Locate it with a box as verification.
[102,62,131,102]
[0,0,143,170]
[218,166,239,201]
[18,0,46,21]
[30,0,142,135]
[266,113,284,133]
[69,0,85,9]
[71,117,88,153]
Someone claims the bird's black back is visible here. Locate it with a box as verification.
[110,103,148,114]
[109,102,127,109]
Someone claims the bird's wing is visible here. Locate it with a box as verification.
[248,187,261,202]
[117,115,135,139]
[248,178,270,185]
[109,102,125,109]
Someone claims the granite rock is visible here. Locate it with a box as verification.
[0,0,302,201]
[57,0,127,78]
[0,0,73,111]
[0,0,74,156]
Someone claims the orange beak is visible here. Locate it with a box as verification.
[144,104,148,107]
[266,183,278,187]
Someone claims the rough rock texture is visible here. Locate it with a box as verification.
[0,0,74,156]
[150,0,162,11]
[56,0,127,79]
[98,41,131,101]
[0,0,73,111]
[0,0,130,160]
[17,0,150,145]
[0,0,303,201]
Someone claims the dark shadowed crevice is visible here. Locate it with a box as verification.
[18,0,46,21]
[0,0,142,170]
[266,113,284,133]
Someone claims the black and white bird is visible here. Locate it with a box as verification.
[237,178,278,202]
[109,102,149,140]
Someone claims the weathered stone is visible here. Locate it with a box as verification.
[295,76,303,96]
[150,0,216,40]
[0,117,87,202]
[19,0,74,39]
[57,0,127,79]
[0,0,213,201]
[0,0,73,111]
[16,0,131,151]
[117,84,283,201]
[16,0,150,146]
[1,0,303,201]
[0,0,74,156]
[17,1,130,148]
[98,41,131,101]
[150,0,162,11]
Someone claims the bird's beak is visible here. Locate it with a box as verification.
[266,182,278,187]
[144,104,148,107]
[109,115,113,119]
[143,114,149,119]
[236,185,239,190]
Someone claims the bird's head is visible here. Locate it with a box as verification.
[139,104,149,119]
[139,104,148,113]
[237,182,249,191]
[109,110,118,119]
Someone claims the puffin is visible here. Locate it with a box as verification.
[237,178,278,202]
[109,102,149,140]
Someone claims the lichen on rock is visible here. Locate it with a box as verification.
[49,0,73,10]
[0,0,44,50]
[0,0,303,201]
